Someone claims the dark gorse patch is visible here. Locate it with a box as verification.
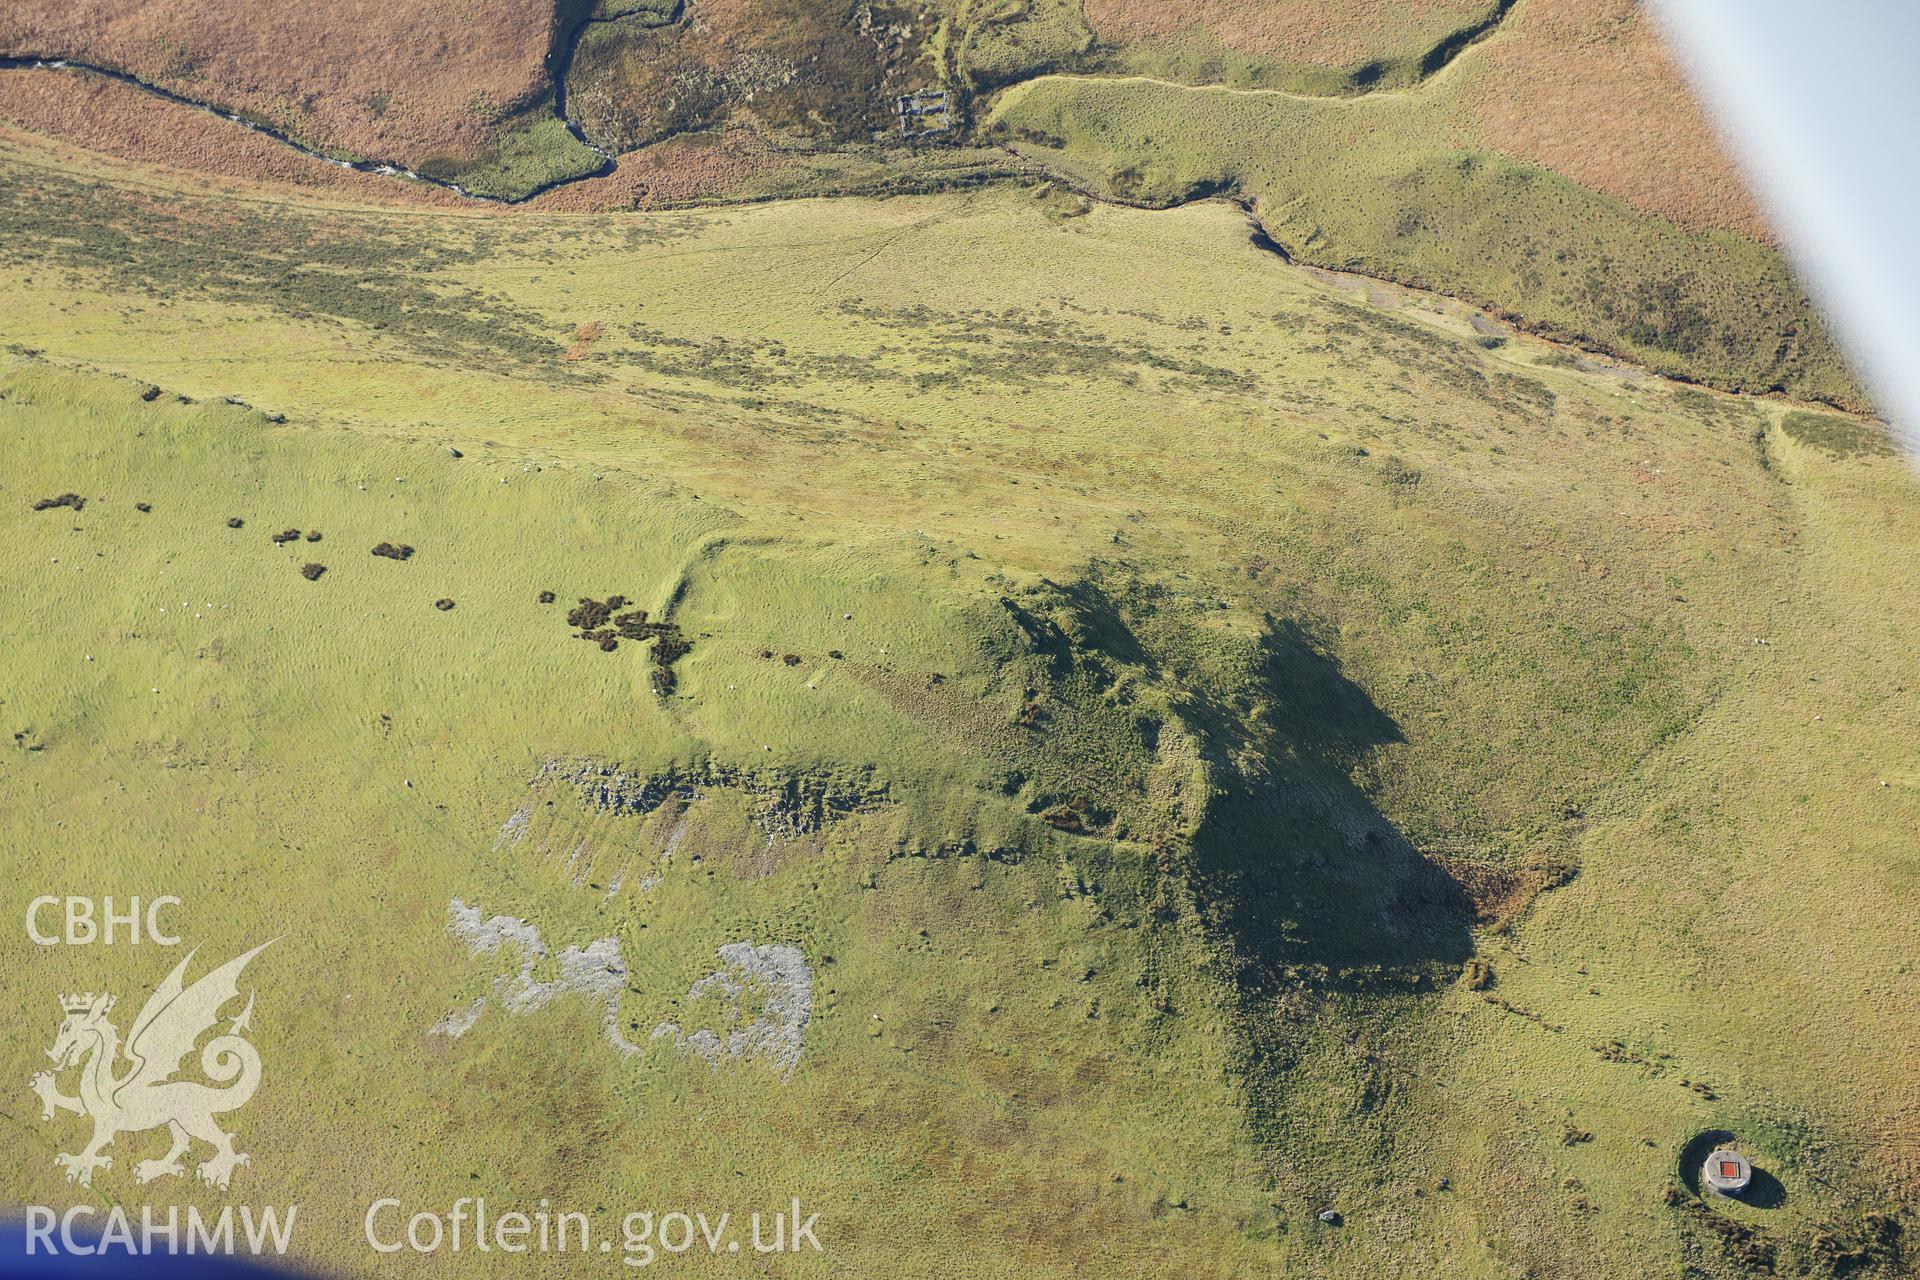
[564,595,695,695]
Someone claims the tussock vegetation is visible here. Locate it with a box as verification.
[1780,409,1894,460]
[0,165,568,370]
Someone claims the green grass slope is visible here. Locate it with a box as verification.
[0,134,1913,1276]
[420,107,606,200]
[985,73,1861,410]
[1069,0,1515,96]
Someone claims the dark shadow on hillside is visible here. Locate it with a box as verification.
[1164,616,1484,1175]
[1006,575,1480,987]
[1182,617,1475,991]
[1009,570,1569,1202]
[1003,572,1496,1182]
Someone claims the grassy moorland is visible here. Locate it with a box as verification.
[0,131,1913,1277]
[1072,0,1507,94]
[0,0,1851,423]
[984,71,1858,410]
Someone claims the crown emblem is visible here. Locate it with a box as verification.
[60,992,110,1014]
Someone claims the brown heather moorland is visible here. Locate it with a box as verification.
[0,69,468,207]
[1468,0,1771,242]
[0,0,554,171]
[1082,0,1490,64]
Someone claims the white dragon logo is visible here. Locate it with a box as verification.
[29,942,273,1189]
